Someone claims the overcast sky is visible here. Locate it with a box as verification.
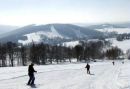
[0,0,130,26]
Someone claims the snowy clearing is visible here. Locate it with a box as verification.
[18,25,63,45]
[108,38,130,53]
[62,41,79,47]
[0,60,130,89]
[96,28,130,34]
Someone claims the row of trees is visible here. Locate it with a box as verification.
[0,40,123,67]
[106,47,123,60]
[126,49,130,59]
[116,33,130,41]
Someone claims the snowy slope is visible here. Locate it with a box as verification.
[18,25,63,45]
[62,41,80,47]
[0,24,102,44]
[108,38,130,53]
[18,32,42,45]
[50,26,63,38]
[62,39,100,47]
[0,60,129,89]
[96,28,130,34]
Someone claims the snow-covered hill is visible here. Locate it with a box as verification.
[108,38,130,53]
[96,28,130,34]
[88,23,130,34]
[18,26,63,45]
[0,24,103,44]
[0,60,129,89]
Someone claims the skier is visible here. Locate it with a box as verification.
[27,63,37,86]
[112,61,115,65]
[85,63,90,74]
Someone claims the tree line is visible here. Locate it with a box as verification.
[0,40,123,67]
[116,33,130,41]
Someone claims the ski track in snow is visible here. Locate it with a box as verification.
[0,60,129,89]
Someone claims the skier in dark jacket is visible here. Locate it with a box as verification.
[112,61,115,65]
[85,63,90,74]
[27,63,37,85]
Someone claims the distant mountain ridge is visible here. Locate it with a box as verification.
[87,23,128,29]
[86,22,130,29]
[0,25,18,35]
[86,22,130,34]
[0,24,103,44]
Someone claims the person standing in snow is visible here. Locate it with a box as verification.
[85,63,90,74]
[27,63,37,85]
[112,61,115,65]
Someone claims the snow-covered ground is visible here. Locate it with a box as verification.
[63,41,79,47]
[96,28,130,34]
[18,26,63,45]
[0,60,129,89]
[62,39,100,47]
[108,38,130,53]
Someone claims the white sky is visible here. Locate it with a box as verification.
[0,0,130,26]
